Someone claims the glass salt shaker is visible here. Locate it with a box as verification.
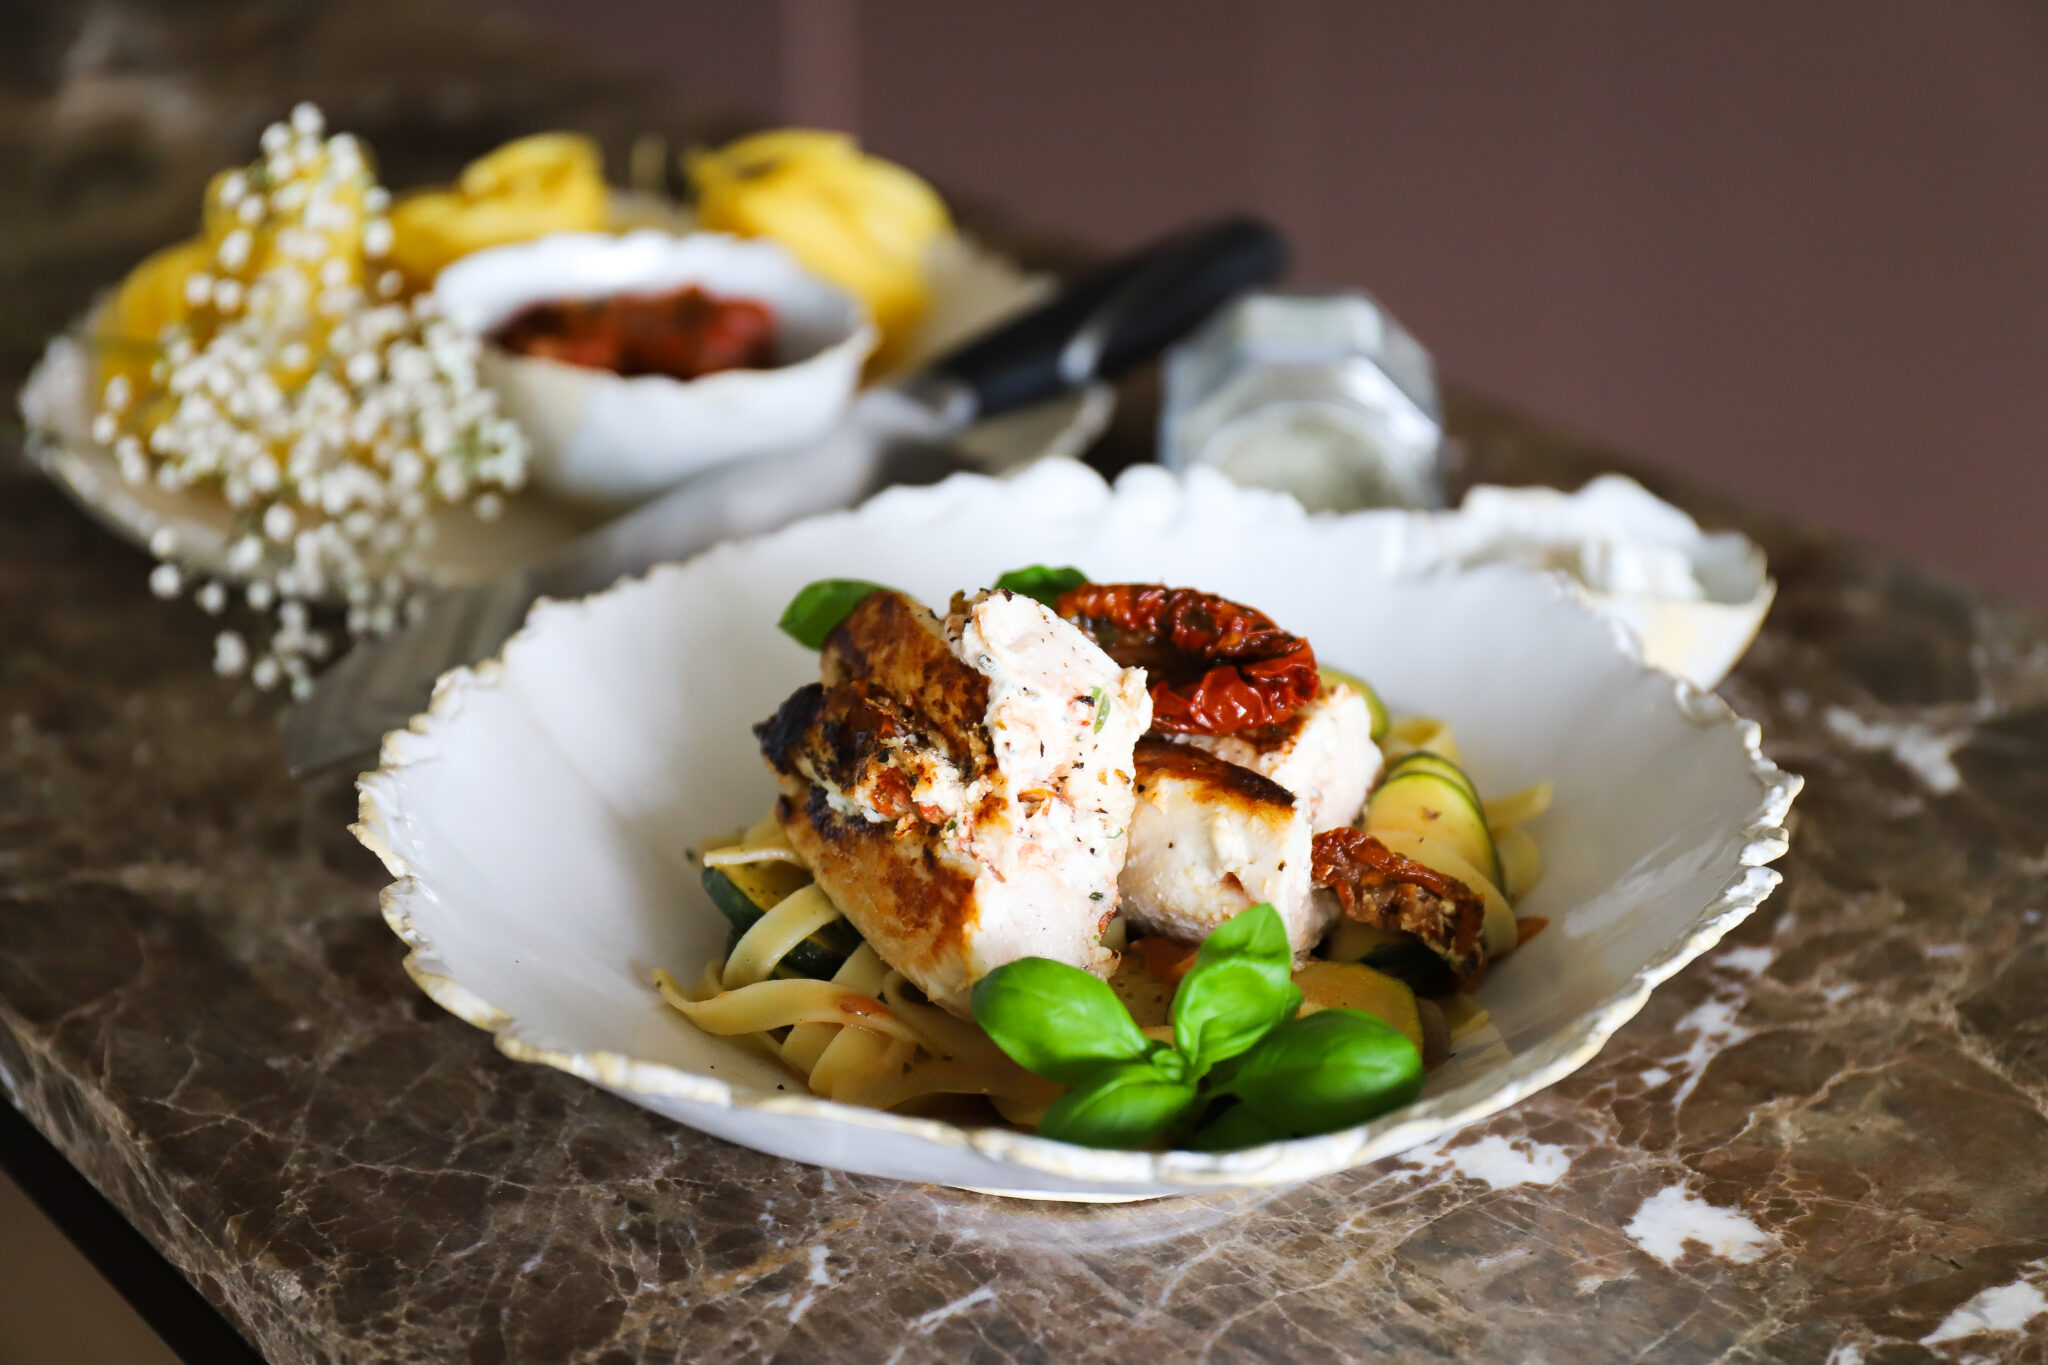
[1159,291,1445,511]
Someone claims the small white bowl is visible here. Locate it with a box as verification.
[1426,476,1776,691]
[354,461,1798,1200]
[436,230,876,507]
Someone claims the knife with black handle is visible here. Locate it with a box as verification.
[284,214,1288,772]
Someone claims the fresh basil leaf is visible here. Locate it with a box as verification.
[1037,1059,1198,1149]
[777,579,892,649]
[1144,1039,1190,1084]
[1215,1008,1423,1136]
[1174,965,1301,1079]
[992,565,1088,608]
[1191,1102,1290,1152]
[1194,900,1294,972]
[1171,903,1299,1075]
[971,958,1151,1084]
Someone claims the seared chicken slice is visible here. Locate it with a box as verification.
[1119,737,1331,957]
[1182,681,1379,831]
[757,588,1150,1012]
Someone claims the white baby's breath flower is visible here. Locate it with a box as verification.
[213,631,249,677]
[97,103,528,693]
[217,228,252,272]
[263,502,297,542]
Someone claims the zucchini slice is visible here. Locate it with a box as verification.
[701,864,859,980]
[1318,664,1390,741]
[706,858,813,918]
[1365,771,1504,890]
[1380,751,1481,803]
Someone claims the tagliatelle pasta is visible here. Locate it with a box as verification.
[722,884,841,988]
[699,808,804,867]
[656,822,1062,1118]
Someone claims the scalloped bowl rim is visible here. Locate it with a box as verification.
[352,461,1800,1194]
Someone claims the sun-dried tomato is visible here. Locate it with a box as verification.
[1310,828,1489,975]
[1054,583,1318,736]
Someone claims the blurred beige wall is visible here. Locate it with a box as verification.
[0,1169,176,1364]
[491,0,2048,606]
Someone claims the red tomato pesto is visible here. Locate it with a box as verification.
[490,285,778,381]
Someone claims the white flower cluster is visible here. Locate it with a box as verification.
[98,103,528,698]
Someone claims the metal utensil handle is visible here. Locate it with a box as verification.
[930,215,1288,421]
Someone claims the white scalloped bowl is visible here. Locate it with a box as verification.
[354,461,1798,1200]
[436,230,876,507]
[1427,476,1776,692]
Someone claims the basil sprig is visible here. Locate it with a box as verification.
[991,564,1088,608]
[967,958,1150,1083]
[972,904,1423,1150]
[1171,901,1301,1075]
[1210,1009,1423,1134]
[777,578,893,649]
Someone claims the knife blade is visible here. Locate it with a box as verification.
[283,215,1288,773]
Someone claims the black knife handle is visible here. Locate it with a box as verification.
[928,215,1288,422]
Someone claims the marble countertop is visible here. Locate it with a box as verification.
[5,4,2048,1362]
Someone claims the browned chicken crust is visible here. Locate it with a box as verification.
[754,593,995,986]
[1133,734,1298,811]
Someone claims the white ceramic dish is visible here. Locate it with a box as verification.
[17,237,1110,594]
[437,231,875,507]
[353,460,1799,1200]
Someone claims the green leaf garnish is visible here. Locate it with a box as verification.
[968,903,1422,1152]
[1036,1058,1197,1149]
[1190,1102,1289,1152]
[1213,1009,1422,1135]
[970,958,1151,1084]
[993,565,1088,608]
[777,578,893,649]
[1171,903,1299,1076]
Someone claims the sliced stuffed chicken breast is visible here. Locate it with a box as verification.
[757,588,1150,1012]
[1119,736,1331,957]
[1182,680,1379,831]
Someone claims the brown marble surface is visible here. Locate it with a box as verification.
[6,4,2048,1362]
